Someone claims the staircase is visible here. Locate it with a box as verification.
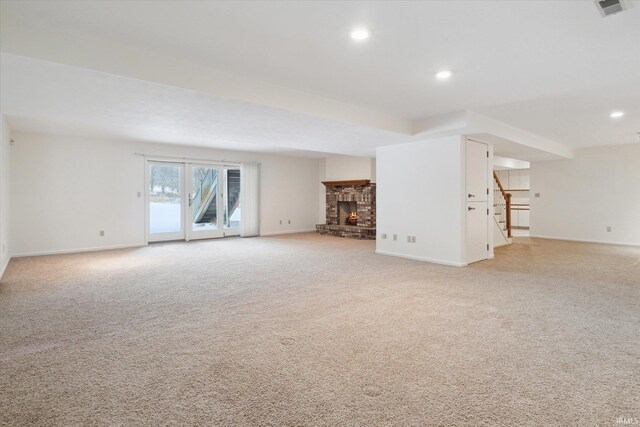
[493,171,512,246]
[193,169,217,224]
[193,169,241,225]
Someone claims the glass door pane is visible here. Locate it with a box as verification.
[148,162,184,241]
[187,165,223,240]
[191,167,218,231]
[224,168,241,231]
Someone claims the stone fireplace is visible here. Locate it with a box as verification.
[316,180,376,239]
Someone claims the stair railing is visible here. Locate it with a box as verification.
[493,171,512,238]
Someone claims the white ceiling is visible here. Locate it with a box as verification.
[1,0,639,157]
[0,53,409,157]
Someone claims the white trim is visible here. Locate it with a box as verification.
[11,243,145,258]
[135,153,241,168]
[529,235,640,247]
[375,250,467,267]
[144,158,150,245]
[260,229,316,237]
[0,257,10,280]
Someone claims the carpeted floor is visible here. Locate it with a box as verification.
[1,233,638,426]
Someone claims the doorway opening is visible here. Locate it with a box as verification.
[493,168,530,238]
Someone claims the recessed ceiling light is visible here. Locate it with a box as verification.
[350,28,370,41]
[610,111,625,118]
[436,70,453,80]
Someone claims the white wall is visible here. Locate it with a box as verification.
[0,115,11,277]
[10,132,320,256]
[530,144,640,246]
[318,154,376,224]
[324,155,376,183]
[376,136,466,266]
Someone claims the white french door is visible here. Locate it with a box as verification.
[187,164,223,240]
[148,162,186,242]
[147,161,241,243]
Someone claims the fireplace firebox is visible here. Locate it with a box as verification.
[338,201,358,225]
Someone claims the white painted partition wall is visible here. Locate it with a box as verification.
[376,135,493,266]
[0,115,11,278]
[376,136,467,266]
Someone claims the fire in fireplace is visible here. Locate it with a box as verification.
[346,211,358,225]
[338,201,358,226]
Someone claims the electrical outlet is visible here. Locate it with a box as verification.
[607,226,612,232]
[393,234,397,241]
[99,230,105,237]
[534,193,540,198]
[381,233,387,239]
[411,236,416,243]
[288,219,291,224]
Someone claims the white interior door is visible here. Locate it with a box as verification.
[466,140,489,202]
[467,203,488,263]
[187,164,224,240]
[466,140,489,264]
[148,162,185,242]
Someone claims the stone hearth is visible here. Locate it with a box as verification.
[316,180,376,239]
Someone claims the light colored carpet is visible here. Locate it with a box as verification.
[1,233,638,426]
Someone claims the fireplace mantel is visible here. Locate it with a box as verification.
[321,179,370,187]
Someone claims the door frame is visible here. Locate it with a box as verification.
[146,161,187,243]
[144,157,242,244]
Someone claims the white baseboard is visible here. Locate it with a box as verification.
[529,235,640,247]
[375,250,467,267]
[260,229,317,237]
[11,243,145,258]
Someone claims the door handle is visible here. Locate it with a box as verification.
[468,206,475,211]
[188,193,193,207]
[468,193,475,198]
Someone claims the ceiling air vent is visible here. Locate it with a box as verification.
[595,0,627,17]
